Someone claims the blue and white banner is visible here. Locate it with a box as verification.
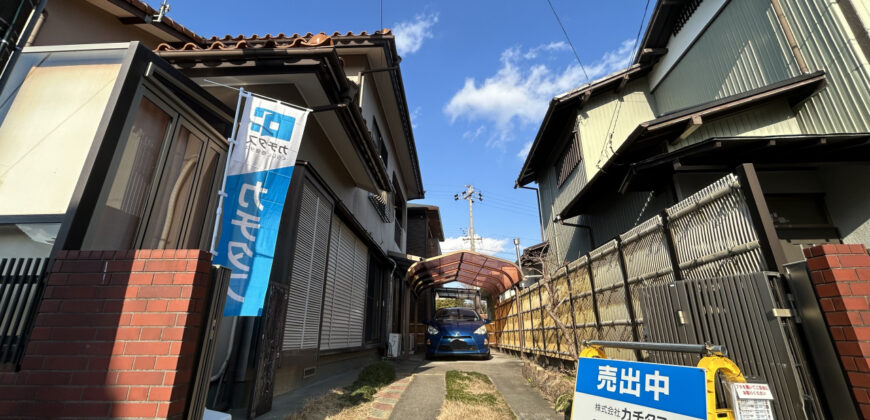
[572,357,707,420]
[214,93,309,316]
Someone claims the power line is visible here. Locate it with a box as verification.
[594,0,653,168]
[546,0,590,84]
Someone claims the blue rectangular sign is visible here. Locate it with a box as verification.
[573,357,707,420]
[213,94,309,316]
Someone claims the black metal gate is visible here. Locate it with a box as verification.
[0,257,47,370]
[640,272,826,419]
[250,282,289,418]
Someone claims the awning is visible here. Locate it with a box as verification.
[406,251,523,296]
[558,71,827,218]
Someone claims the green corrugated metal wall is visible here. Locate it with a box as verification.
[782,0,870,133]
[577,81,657,183]
[653,0,800,115]
[672,99,802,151]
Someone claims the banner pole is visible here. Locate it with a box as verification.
[210,87,246,255]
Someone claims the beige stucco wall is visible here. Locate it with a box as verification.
[32,0,165,48]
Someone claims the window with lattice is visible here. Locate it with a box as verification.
[368,191,392,223]
[556,130,582,187]
[673,0,703,36]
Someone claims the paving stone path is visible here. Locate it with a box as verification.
[366,375,413,419]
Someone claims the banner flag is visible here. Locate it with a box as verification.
[213,93,310,316]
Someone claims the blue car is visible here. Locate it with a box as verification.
[425,307,491,359]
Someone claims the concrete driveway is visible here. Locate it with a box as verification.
[390,352,562,420]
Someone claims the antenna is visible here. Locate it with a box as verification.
[153,0,170,23]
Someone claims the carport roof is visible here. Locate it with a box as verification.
[406,251,523,296]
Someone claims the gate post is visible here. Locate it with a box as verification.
[563,265,580,358]
[616,238,643,360]
[660,211,683,281]
[735,163,787,273]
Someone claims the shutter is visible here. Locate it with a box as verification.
[282,183,332,350]
[320,216,369,350]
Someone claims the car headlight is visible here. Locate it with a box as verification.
[474,325,488,335]
[427,326,439,335]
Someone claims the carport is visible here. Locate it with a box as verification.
[400,251,523,356]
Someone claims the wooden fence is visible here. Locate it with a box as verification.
[488,172,774,361]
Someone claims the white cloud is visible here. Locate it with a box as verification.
[410,106,422,129]
[393,13,439,56]
[444,39,636,149]
[441,236,508,257]
[517,141,533,159]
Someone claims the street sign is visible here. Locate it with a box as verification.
[573,357,707,420]
[730,382,774,420]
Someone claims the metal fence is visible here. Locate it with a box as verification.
[490,173,769,361]
[0,257,48,370]
[641,272,825,419]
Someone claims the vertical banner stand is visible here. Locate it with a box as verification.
[210,87,246,256]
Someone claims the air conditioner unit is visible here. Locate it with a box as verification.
[387,333,401,358]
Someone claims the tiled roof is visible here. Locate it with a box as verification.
[155,30,393,52]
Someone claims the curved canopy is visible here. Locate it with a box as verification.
[406,251,523,296]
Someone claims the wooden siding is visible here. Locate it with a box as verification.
[653,0,800,115]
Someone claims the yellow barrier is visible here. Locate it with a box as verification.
[580,346,747,420]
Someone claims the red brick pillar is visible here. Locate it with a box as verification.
[804,244,870,418]
[0,250,213,419]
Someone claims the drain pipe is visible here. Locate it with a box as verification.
[383,258,398,352]
[771,0,809,73]
[514,181,545,242]
[554,215,595,249]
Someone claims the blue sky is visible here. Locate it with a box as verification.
[151,1,652,261]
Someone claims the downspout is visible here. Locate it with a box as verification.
[771,0,809,74]
[554,215,596,250]
[383,258,397,351]
[514,181,545,242]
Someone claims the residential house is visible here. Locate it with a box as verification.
[404,203,444,350]
[517,0,870,267]
[0,0,424,418]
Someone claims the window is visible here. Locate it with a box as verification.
[0,49,124,217]
[392,176,405,246]
[556,130,582,187]
[0,223,59,259]
[368,191,392,223]
[673,0,703,36]
[372,118,388,167]
[83,91,226,250]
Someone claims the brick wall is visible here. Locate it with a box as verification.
[0,250,213,419]
[804,244,870,419]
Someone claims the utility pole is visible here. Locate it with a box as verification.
[455,185,482,252]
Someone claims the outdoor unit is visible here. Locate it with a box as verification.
[387,333,401,358]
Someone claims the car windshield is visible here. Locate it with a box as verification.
[434,308,480,321]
